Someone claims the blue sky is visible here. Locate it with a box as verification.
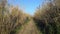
[8,0,44,15]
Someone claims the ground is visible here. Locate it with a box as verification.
[16,19,40,34]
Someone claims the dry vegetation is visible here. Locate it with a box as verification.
[0,0,60,34]
[33,0,60,34]
[0,0,31,34]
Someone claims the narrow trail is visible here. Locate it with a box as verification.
[17,19,40,34]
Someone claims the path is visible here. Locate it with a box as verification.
[17,19,40,34]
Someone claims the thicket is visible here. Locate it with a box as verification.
[0,0,30,34]
[33,0,60,34]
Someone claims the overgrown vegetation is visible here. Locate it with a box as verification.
[33,0,60,34]
[0,0,30,34]
[0,0,60,34]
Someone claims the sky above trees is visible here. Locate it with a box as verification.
[8,0,44,15]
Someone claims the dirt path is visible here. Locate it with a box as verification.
[17,20,40,34]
